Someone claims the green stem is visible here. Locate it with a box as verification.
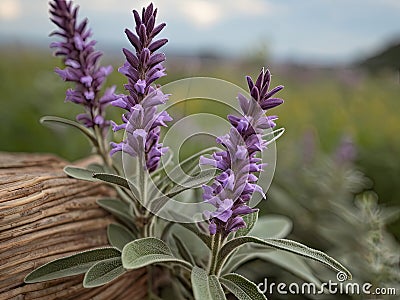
[138,154,148,205]
[209,233,222,275]
[93,125,110,166]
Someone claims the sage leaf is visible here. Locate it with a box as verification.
[221,248,274,275]
[235,210,259,237]
[96,198,134,229]
[209,275,226,300]
[167,224,210,269]
[93,173,140,200]
[217,237,352,281]
[86,163,105,173]
[253,251,321,286]
[222,249,320,285]
[83,257,125,288]
[249,215,292,239]
[178,223,212,249]
[64,166,97,182]
[107,223,136,251]
[122,237,192,270]
[191,267,226,300]
[172,234,196,266]
[93,173,129,189]
[220,273,267,300]
[24,247,120,283]
[40,116,97,145]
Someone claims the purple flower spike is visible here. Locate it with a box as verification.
[110,3,172,172]
[49,0,119,134]
[201,68,284,236]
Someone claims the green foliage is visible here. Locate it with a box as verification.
[191,267,226,300]
[266,136,400,299]
[64,166,98,181]
[172,234,196,266]
[107,223,136,251]
[96,198,137,233]
[16,47,393,298]
[2,48,400,215]
[220,273,267,300]
[121,237,192,270]
[24,248,121,283]
[83,257,125,288]
[93,172,132,190]
[216,237,352,280]
[40,116,97,146]
[178,223,212,249]
[249,215,292,239]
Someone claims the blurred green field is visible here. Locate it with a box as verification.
[1,46,399,236]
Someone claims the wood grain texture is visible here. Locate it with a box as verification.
[0,152,147,300]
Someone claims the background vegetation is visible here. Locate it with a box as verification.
[1,44,399,298]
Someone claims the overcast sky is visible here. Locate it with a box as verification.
[0,0,399,64]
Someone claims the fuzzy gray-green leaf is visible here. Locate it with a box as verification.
[222,249,320,285]
[64,166,97,181]
[93,173,140,200]
[209,275,227,300]
[83,257,125,288]
[172,234,196,266]
[24,247,120,283]
[178,223,212,249]
[122,237,192,270]
[220,273,267,300]
[96,198,133,229]
[107,223,136,251]
[86,163,105,173]
[249,215,292,239]
[191,267,226,300]
[40,116,97,145]
[217,237,352,281]
[93,173,130,189]
[253,251,321,286]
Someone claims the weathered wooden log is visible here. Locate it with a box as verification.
[0,152,147,299]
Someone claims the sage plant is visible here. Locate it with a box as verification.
[110,3,172,173]
[201,69,283,237]
[49,0,119,163]
[25,1,353,299]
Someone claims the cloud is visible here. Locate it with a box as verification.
[231,0,275,17]
[0,0,21,21]
[180,1,223,27]
[71,0,277,28]
[175,0,275,28]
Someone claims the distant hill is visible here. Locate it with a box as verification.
[358,41,400,73]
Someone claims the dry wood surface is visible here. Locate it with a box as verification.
[0,152,147,300]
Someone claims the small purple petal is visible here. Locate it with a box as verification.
[134,79,147,94]
[209,222,217,235]
[73,34,84,50]
[84,90,95,100]
[226,216,246,233]
[259,98,284,110]
[80,75,93,87]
